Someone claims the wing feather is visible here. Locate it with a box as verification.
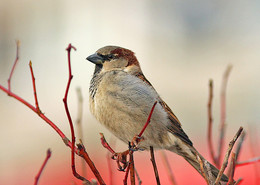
[135,72,193,146]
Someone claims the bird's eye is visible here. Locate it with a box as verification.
[106,54,115,60]
[97,53,116,61]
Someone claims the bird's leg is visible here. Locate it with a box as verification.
[111,135,144,171]
[112,150,129,171]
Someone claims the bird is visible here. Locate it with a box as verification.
[86,46,228,183]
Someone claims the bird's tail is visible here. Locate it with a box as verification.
[167,144,229,183]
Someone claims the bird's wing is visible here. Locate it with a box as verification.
[136,72,193,146]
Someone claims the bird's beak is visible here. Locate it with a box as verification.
[86,53,104,65]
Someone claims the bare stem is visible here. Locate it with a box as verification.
[63,44,87,181]
[138,101,157,137]
[160,151,177,185]
[236,156,260,167]
[34,149,52,185]
[215,127,243,184]
[29,61,41,114]
[207,79,218,165]
[216,65,232,167]
[227,152,236,185]
[150,146,161,185]
[8,40,20,93]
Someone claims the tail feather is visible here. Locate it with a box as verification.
[168,145,229,183]
[184,153,229,183]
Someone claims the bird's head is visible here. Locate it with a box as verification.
[86,46,141,74]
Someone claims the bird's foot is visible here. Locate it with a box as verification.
[111,150,129,171]
[130,135,144,151]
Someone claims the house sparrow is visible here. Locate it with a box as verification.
[87,46,228,182]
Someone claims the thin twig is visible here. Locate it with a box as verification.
[207,79,218,165]
[227,152,236,185]
[160,151,177,185]
[29,61,41,114]
[106,138,116,185]
[215,126,243,184]
[100,133,116,154]
[0,43,105,184]
[76,87,84,142]
[150,146,161,185]
[75,87,86,177]
[216,65,232,167]
[123,160,131,185]
[34,149,52,185]
[107,151,113,185]
[234,178,243,185]
[63,44,87,181]
[138,101,158,138]
[77,144,104,184]
[134,167,142,185]
[236,156,260,167]
[8,40,20,93]
[227,131,246,177]
[234,131,246,161]
[129,152,135,185]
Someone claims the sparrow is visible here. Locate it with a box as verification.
[87,46,228,182]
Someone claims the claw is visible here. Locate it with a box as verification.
[111,150,129,171]
[130,135,144,151]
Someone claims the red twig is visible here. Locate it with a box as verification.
[7,40,20,93]
[138,101,157,137]
[0,84,72,148]
[216,65,232,167]
[0,43,105,184]
[63,44,87,181]
[29,61,41,114]
[34,149,52,185]
[123,160,131,185]
[207,79,218,165]
[107,151,114,185]
[77,144,105,184]
[100,133,116,154]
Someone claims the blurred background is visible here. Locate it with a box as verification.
[0,0,259,184]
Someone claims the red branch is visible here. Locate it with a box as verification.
[34,149,52,185]
[123,159,131,185]
[138,101,157,137]
[8,40,20,93]
[63,44,87,181]
[100,133,116,154]
[29,61,41,114]
[0,43,105,184]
